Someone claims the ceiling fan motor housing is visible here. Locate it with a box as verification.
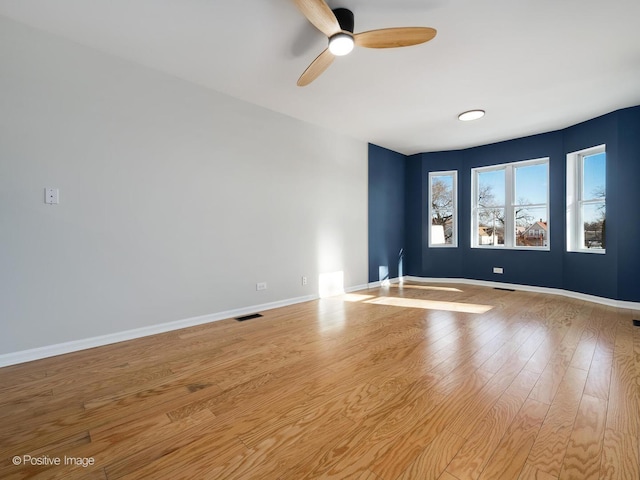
[333,8,354,33]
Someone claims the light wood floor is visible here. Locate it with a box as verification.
[1,283,639,479]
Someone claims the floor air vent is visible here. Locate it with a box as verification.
[494,287,515,292]
[633,319,640,327]
[235,313,263,322]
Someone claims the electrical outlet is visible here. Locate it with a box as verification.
[256,282,267,291]
[302,276,308,286]
[493,267,504,274]
[44,187,59,204]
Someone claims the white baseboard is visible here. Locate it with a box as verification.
[345,283,371,293]
[0,293,319,368]
[403,276,640,311]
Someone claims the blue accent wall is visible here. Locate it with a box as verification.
[616,107,640,301]
[368,105,640,302]
[404,154,423,278]
[368,144,405,283]
[416,150,466,279]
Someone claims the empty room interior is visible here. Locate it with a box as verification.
[1,1,640,479]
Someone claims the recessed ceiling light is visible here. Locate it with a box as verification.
[458,110,485,121]
[328,33,355,56]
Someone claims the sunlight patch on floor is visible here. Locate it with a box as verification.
[340,293,376,302]
[364,296,493,314]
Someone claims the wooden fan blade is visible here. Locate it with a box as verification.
[292,0,341,38]
[354,27,437,48]
[297,48,335,86]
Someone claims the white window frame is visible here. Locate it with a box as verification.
[428,170,458,247]
[471,157,550,250]
[566,144,606,254]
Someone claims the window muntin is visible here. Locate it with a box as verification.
[428,171,457,247]
[567,146,606,252]
[472,158,549,249]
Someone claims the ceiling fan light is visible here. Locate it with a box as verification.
[329,33,354,56]
[458,110,485,121]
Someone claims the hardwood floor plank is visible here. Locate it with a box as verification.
[165,368,303,421]
[369,368,494,479]
[583,309,616,401]
[526,366,589,476]
[477,398,549,480]
[101,410,227,479]
[528,318,585,406]
[446,385,539,480]
[439,472,463,480]
[569,325,598,371]
[518,463,557,480]
[524,328,568,376]
[396,429,466,480]
[199,409,354,480]
[605,312,639,437]
[277,378,439,479]
[449,332,543,439]
[599,428,640,480]
[302,384,449,479]
[115,432,248,480]
[558,394,607,480]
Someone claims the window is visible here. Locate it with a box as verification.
[428,171,457,247]
[472,158,549,249]
[566,145,606,253]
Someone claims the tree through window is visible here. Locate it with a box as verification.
[566,145,606,252]
[429,171,457,247]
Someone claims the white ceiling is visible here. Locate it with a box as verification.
[1,0,639,155]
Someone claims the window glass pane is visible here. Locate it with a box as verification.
[473,158,548,249]
[429,172,457,247]
[582,203,605,249]
[430,174,455,245]
[515,207,548,247]
[477,207,504,246]
[477,169,505,207]
[583,152,606,201]
[515,163,548,205]
[567,145,605,253]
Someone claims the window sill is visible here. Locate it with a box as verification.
[471,245,550,252]
[567,249,606,255]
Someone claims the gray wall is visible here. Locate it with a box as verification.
[0,17,368,357]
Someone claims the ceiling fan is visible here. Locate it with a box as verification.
[293,0,437,86]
